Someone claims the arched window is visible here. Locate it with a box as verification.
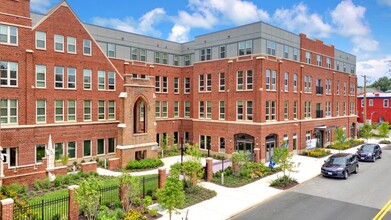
[134,98,146,133]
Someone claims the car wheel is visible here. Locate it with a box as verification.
[373,156,376,162]
[344,170,349,179]
[354,165,359,174]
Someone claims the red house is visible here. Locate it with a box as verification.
[357,93,391,124]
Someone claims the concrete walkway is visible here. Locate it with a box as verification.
[97,138,386,220]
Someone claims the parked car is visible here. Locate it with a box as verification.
[321,153,359,179]
[356,144,382,162]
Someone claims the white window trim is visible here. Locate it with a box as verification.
[54,34,64,52]
[67,141,77,159]
[67,36,76,54]
[35,64,46,88]
[35,31,46,50]
[68,100,76,122]
[36,100,46,123]
[98,70,105,90]
[55,100,64,122]
[97,139,105,155]
[83,39,92,56]
[83,140,92,158]
[98,100,105,120]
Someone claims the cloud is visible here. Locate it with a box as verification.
[273,3,332,38]
[357,57,391,85]
[92,8,166,38]
[168,24,191,43]
[30,0,55,13]
[331,0,378,53]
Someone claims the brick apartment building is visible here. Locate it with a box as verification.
[357,93,391,124]
[0,0,357,183]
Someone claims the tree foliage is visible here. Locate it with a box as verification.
[155,176,185,220]
[119,172,141,212]
[75,176,103,220]
[334,127,347,153]
[368,76,391,92]
[360,124,372,140]
[231,152,249,176]
[272,143,299,177]
[377,122,390,139]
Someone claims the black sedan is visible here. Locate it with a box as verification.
[356,144,382,162]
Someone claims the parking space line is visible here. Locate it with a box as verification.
[373,199,391,220]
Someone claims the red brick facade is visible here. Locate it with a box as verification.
[357,93,391,123]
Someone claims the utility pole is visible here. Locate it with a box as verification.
[362,75,367,125]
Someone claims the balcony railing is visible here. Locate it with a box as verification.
[316,86,323,95]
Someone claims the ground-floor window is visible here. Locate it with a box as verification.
[55,142,64,160]
[200,135,211,150]
[135,150,146,160]
[97,139,105,155]
[293,133,297,150]
[219,137,225,153]
[67,141,76,159]
[108,138,115,153]
[36,144,45,163]
[1,147,17,167]
[83,140,91,157]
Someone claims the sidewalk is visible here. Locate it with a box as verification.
[97,138,386,220]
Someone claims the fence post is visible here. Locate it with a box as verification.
[68,185,79,220]
[254,148,260,163]
[158,167,166,189]
[41,199,45,220]
[206,157,213,182]
[1,198,14,220]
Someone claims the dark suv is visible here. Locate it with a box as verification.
[321,153,359,179]
[356,144,382,162]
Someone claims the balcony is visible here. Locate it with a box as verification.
[316,86,323,95]
[316,110,323,118]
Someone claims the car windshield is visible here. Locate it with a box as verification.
[326,157,346,165]
[360,145,374,153]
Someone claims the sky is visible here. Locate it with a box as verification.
[30,0,391,86]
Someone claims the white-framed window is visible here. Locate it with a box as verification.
[266,69,270,90]
[55,142,64,160]
[219,137,226,153]
[350,102,355,115]
[140,49,146,61]
[199,135,211,150]
[173,55,179,66]
[36,65,46,88]
[316,55,322,66]
[0,25,17,45]
[238,40,252,55]
[246,101,253,121]
[67,67,76,89]
[155,76,161,92]
[0,61,18,87]
[199,74,204,92]
[0,99,17,124]
[246,70,253,90]
[267,40,276,55]
[155,52,161,63]
[326,57,331,69]
[304,101,312,118]
[108,71,115,90]
[283,45,289,58]
[293,101,297,119]
[343,102,346,115]
[325,102,331,117]
[162,101,168,118]
[219,45,226,58]
[155,101,161,118]
[83,140,91,157]
[206,101,212,119]
[293,48,299,61]
[343,82,347,95]
[36,100,46,123]
[200,48,211,61]
[174,77,179,93]
[219,101,225,120]
[108,100,115,120]
[336,102,339,116]
[107,43,116,57]
[67,36,76,54]
[361,99,364,107]
[184,54,190,66]
[98,100,105,120]
[369,99,373,106]
[237,71,244,91]
[336,81,340,95]
[97,139,105,155]
[2,147,18,167]
[293,73,297,92]
[162,76,168,93]
[199,101,205,119]
[36,144,45,163]
[131,47,139,60]
[206,74,212,91]
[184,77,190,94]
[284,72,288,92]
[174,101,179,117]
[54,34,64,52]
[83,69,91,90]
[184,101,190,118]
[83,39,92,55]
[284,101,288,120]
[237,100,243,120]
[54,66,64,88]
[35,31,46,49]
[304,76,312,93]
[306,131,311,141]
[219,72,225,91]
[336,60,340,71]
[108,138,116,153]
[305,51,311,64]
[68,100,76,121]
[55,100,64,122]
[84,100,91,121]
[384,99,389,108]
[271,70,277,91]
[98,70,105,90]
[67,141,76,159]
[162,53,168,64]
[265,100,276,121]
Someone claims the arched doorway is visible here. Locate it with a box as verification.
[133,98,146,134]
[234,133,254,160]
[265,134,277,162]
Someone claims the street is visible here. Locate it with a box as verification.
[231,145,391,220]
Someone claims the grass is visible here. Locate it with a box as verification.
[176,186,217,209]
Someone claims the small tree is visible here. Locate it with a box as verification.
[273,143,299,178]
[377,122,390,139]
[119,172,141,212]
[231,152,248,176]
[360,124,372,140]
[75,176,103,220]
[334,127,347,153]
[155,176,185,220]
[161,135,173,156]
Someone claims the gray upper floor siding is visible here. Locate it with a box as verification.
[31,12,356,74]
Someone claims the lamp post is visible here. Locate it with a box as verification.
[362,75,367,125]
[180,137,184,164]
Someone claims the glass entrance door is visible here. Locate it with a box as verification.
[265,142,275,162]
[235,141,253,160]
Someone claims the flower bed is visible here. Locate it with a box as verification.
[126,158,164,170]
[301,148,331,158]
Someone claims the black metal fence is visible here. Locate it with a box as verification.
[140,175,159,197]
[100,185,120,205]
[13,195,69,220]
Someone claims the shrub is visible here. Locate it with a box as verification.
[132,197,141,206]
[54,176,63,187]
[379,140,391,144]
[34,179,42,190]
[148,208,159,217]
[270,175,298,189]
[125,158,163,170]
[43,178,51,189]
[124,208,142,220]
[63,175,71,185]
[303,148,331,157]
